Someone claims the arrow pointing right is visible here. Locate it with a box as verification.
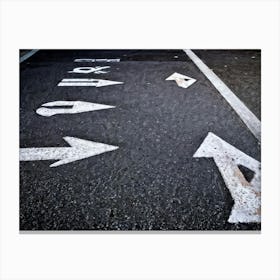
[58,78,123,87]
[166,72,196,89]
[36,101,115,117]
[20,137,119,167]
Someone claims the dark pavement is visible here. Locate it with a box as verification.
[20,50,261,230]
[194,50,261,119]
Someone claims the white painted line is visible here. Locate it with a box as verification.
[36,100,115,117]
[74,58,120,63]
[166,72,196,89]
[183,49,261,142]
[20,137,119,167]
[194,132,261,223]
[68,66,110,74]
[20,49,39,63]
[57,78,123,87]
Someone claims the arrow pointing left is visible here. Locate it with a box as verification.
[20,137,119,167]
[36,101,115,117]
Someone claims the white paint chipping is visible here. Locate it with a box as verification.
[74,58,120,63]
[57,78,123,87]
[68,66,110,74]
[20,137,119,167]
[36,101,115,117]
[183,49,261,142]
[20,49,39,63]
[193,132,261,223]
[166,72,196,89]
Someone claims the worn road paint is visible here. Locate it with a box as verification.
[74,58,120,63]
[166,72,196,89]
[184,49,261,142]
[20,137,119,167]
[68,66,110,74]
[57,78,123,87]
[20,49,39,63]
[36,101,115,117]
[194,132,261,223]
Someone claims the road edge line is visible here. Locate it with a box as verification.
[183,49,261,142]
[20,49,39,63]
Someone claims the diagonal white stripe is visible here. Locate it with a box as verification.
[20,49,39,63]
[183,49,261,142]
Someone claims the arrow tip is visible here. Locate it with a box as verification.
[96,80,124,87]
[50,137,119,167]
[165,72,179,80]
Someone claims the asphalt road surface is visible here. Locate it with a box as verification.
[20,49,261,231]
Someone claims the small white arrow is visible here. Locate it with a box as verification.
[57,78,123,87]
[36,101,115,117]
[193,132,261,224]
[166,72,196,89]
[20,137,119,167]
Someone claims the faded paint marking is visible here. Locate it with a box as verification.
[36,101,115,117]
[193,132,261,223]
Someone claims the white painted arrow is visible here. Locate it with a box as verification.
[193,132,261,223]
[36,101,115,117]
[57,78,123,87]
[20,137,119,167]
[166,72,196,89]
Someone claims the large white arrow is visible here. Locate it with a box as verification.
[193,132,261,224]
[36,101,115,117]
[57,78,123,87]
[166,72,196,89]
[20,137,119,167]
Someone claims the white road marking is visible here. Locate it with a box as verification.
[20,137,119,167]
[36,101,115,117]
[20,49,39,63]
[57,78,123,87]
[183,49,261,142]
[68,66,110,74]
[193,132,261,223]
[166,72,196,89]
[74,58,120,63]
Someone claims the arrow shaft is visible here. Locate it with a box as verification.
[58,78,98,87]
[37,107,83,116]
[58,82,99,86]
[20,147,71,161]
[61,79,100,82]
[36,101,115,117]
